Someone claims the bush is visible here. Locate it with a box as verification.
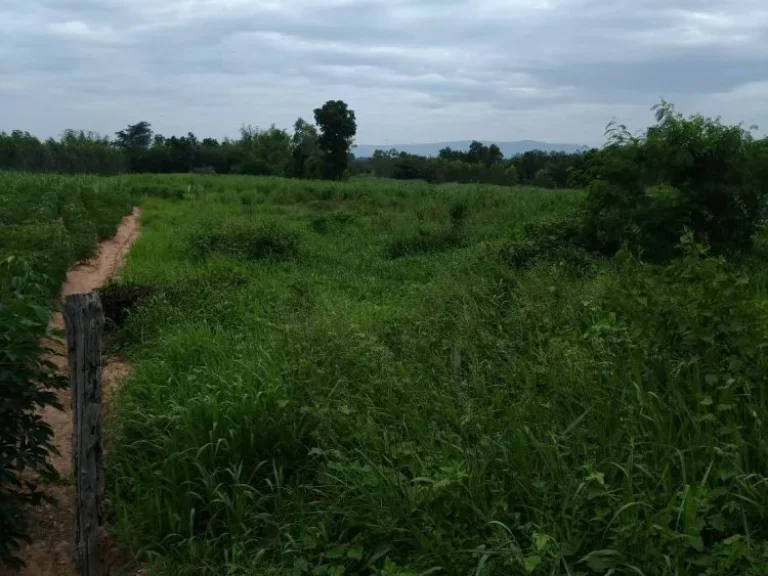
[190,220,300,262]
[0,259,66,570]
[503,212,594,271]
[581,102,768,261]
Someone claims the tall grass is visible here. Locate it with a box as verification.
[107,175,768,575]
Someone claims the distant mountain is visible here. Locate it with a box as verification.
[353,140,587,158]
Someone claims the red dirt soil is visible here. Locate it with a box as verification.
[9,208,141,576]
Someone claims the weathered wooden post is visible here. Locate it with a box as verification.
[63,293,105,576]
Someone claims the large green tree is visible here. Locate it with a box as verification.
[291,117,322,178]
[114,121,153,150]
[313,100,357,180]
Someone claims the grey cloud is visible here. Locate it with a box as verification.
[1,0,767,144]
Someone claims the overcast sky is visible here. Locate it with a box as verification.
[1,0,767,146]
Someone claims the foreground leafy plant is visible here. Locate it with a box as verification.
[0,172,133,570]
[0,258,66,570]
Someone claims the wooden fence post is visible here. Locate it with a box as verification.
[63,293,105,576]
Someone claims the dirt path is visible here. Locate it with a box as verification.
[13,207,141,576]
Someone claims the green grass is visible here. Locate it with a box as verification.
[44,174,768,574]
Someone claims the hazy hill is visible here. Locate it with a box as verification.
[353,140,586,158]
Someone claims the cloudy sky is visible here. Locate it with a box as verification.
[1,0,767,146]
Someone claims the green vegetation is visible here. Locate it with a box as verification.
[0,258,66,570]
[579,102,768,260]
[108,162,767,573]
[361,142,598,188]
[0,130,126,175]
[0,173,133,568]
[0,100,589,189]
[0,100,358,179]
[314,100,358,180]
[3,104,768,574]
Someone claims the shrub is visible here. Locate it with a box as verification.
[190,220,300,262]
[581,102,768,261]
[0,259,66,570]
[503,212,594,271]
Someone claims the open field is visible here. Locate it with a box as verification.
[104,175,767,574]
[3,170,768,575]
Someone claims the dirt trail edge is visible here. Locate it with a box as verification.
[15,207,141,576]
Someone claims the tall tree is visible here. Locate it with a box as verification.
[486,144,503,166]
[466,140,487,164]
[313,100,357,180]
[114,121,153,150]
[291,117,321,178]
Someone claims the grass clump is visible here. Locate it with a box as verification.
[387,200,468,258]
[503,212,594,272]
[189,219,300,262]
[310,211,354,234]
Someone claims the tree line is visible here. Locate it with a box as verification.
[351,142,601,188]
[0,100,357,180]
[1,98,601,187]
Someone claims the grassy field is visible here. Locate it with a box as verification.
[2,170,767,574]
[99,175,768,575]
